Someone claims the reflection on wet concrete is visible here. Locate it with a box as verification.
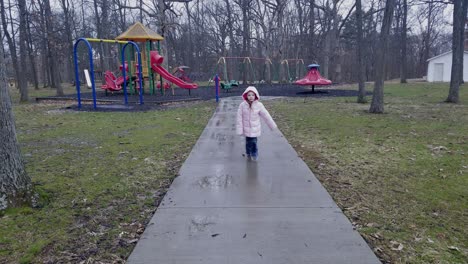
[196,164,233,189]
[188,215,217,237]
[245,161,258,184]
[197,174,233,189]
[243,161,268,205]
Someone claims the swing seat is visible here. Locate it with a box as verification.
[220,80,238,92]
[220,82,231,90]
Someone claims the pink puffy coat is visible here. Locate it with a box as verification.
[236,86,277,137]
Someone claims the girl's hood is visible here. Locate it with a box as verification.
[242,86,260,101]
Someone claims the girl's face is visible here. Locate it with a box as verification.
[247,92,256,102]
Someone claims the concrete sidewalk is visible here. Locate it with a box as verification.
[127,97,381,264]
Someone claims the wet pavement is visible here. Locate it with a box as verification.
[127,97,381,264]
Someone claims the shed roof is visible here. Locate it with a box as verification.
[427,50,468,62]
[116,22,164,41]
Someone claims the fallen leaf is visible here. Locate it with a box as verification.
[374,247,383,253]
[448,246,460,251]
[390,240,404,251]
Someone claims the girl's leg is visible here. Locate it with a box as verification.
[251,137,258,159]
[245,137,253,157]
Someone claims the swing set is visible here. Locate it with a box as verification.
[73,38,145,109]
[212,57,274,91]
[280,59,305,83]
[211,56,304,89]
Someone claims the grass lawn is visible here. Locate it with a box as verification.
[267,83,468,263]
[1,82,466,263]
[0,85,216,263]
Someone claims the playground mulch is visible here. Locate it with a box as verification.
[36,83,369,111]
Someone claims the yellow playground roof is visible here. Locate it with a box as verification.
[116,22,164,41]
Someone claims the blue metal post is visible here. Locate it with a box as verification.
[215,74,219,103]
[121,41,144,105]
[73,38,97,109]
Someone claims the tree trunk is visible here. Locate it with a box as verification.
[158,0,169,70]
[423,2,433,76]
[185,1,193,68]
[458,0,467,84]
[93,0,105,72]
[356,0,366,103]
[369,0,396,113]
[139,0,143,23]
[241,0,250,84]
[400,0,407,83]
[331,0,340,82]
[26,11,39,90]
[44,0,63,95]
[224,0,236,79]
[60,0,74,84]
[277,1,286,82]
[309,0,315,62]
[17,0,29,102]
[100,0,110,70]
[322,32,330,78]
[447,0,467,103]
[295,0,305,69]
[0,0,21,92]
[0,35,34,211]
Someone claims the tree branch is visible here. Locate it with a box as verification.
[339,3,356,34]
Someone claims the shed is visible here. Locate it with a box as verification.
[426,50,468,82]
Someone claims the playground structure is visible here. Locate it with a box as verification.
[294,64,332,93]
[73,22,198,109]
[172,66,192,83]
[114,22,197,94]
[150,50,198,93]
[281,59,305,83]
[114,22,163,94]
[214,57,272,88]
[213,56,305,89]
[74,38,145,109]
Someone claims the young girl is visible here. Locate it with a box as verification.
[236,86,277,161]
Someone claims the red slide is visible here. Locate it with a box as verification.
[150,51,198,89]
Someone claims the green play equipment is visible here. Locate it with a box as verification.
[281,59,305,83]
[214,56,274,89]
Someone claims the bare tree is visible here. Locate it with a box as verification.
[235,0,254,83]
[0,34,34,211]
[59,0,75,84]
[42,0,64,95]
[17,0,29,101]
[370,0,396,113]
[447,0,467,103]
[458,0,467,84]
[309,0,316,62]
[356,0,366,103]
[400,0,407,83]
[25,8,39,90]
[0,0,456,90]
[184,0,193,67]
[0,0,21,92]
